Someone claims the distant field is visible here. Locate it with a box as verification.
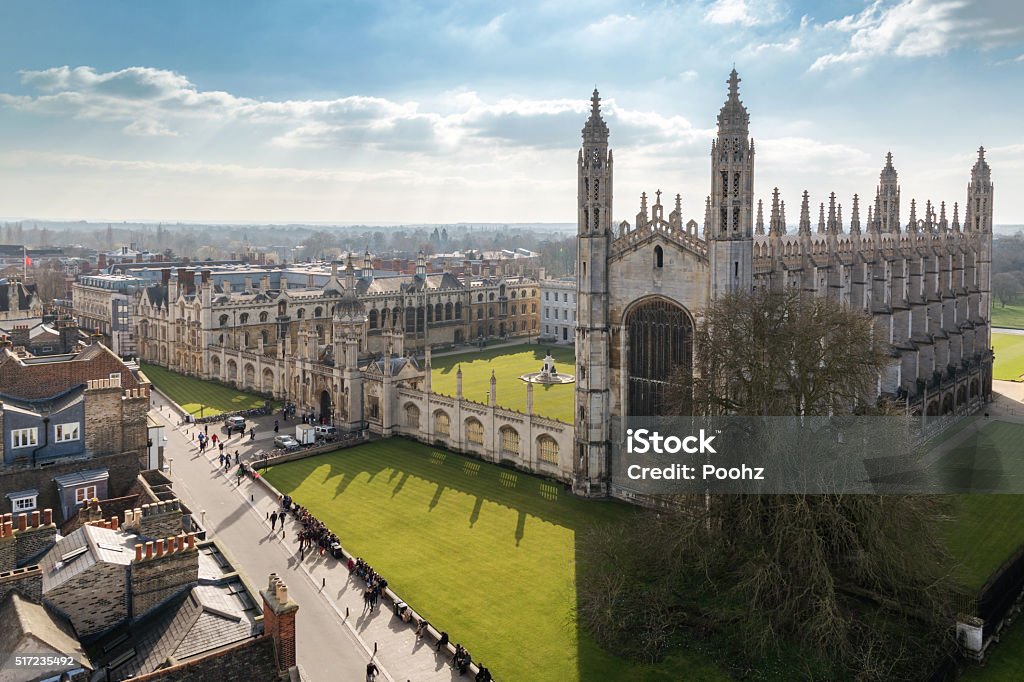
[431,343,576,423]
[993,333,1024,381]
[992,303,1024,329]
[140,362,269,417]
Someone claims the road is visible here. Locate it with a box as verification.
[149,393,461,682]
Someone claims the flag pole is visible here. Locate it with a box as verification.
[23,244,27,281]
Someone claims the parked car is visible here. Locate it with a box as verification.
[315,425,339,442]
[274,434,300,451]
[223,416,246,434]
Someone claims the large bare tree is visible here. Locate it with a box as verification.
[579,290,955,680]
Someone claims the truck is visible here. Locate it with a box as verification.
[295,424,316,445]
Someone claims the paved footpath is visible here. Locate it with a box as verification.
[149,394,462,682]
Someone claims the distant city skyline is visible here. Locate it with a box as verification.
[1,1,1022,224]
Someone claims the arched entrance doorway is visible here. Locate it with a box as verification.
[625,297,693,416]
[320,390,333,424]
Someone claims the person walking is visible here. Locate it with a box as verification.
[249,427,256,440]
[365,660,379,682]
[274,420,279,433]
[219,441,225,455]
[218,453,225,468]
[270,511,278,530]
[235,452,240,465]
[204,423,209,435]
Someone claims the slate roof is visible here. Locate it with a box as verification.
[39,523,134,593]
[0,593,92,672]
[86,581,260,680]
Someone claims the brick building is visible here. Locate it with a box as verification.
[0,343,151,521]
[0,504,300,681]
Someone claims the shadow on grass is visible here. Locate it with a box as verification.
[263,438,656,681]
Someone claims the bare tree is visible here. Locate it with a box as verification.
[579,290,955,680]
[993,272,1021,308]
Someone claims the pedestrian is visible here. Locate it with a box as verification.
[212,433,218,444]
[204,423,208,435]
[366,660,379,682]
[235,452,240,465]
[274,419,279,433]
[270,511,278,530]
[436,631,449,651]
[219,453,225,467]
[250,427,256,440]
[219,441,224,454]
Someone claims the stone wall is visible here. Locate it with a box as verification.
[0,565,42,603]
[45,559,128,636]
[130,534,198,617]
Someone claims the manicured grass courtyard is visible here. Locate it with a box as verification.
[993,332,1024,381]
[263,439,729,682]
[992,303,1024,330]
[140,362,269,417]
[431,343,576,423]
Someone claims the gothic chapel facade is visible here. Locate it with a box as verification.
[573,70,994,497]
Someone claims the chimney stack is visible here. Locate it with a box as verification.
[262,574,299,676]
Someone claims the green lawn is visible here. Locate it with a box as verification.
[993,333,1024,381]
[992,303,1024,330]
[263,440,729,682]
[947,494,1024,591]
[140,362,269,417]
[431,344,576,423]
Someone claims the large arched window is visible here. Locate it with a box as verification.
[500,426,519,455]
[625,298,693,416]
[368,309,378,329]
[240,313,249,324]
[537,435,559,464]
[465,418,484,445]
[405,403,420,429]
[434,410,450,436]
[260,311,269,322]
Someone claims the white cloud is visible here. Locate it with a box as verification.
[746,36,801,56]
[123,118,178,137]
[704,0,779,27]
[809,0,1024,71]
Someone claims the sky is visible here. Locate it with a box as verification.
[0,0,1022,225]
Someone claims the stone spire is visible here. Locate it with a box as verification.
[703,195,712,238]
[827,192,838,233]
[867,205,873,231]
[675,192,682,216]
[939,200,948,233]
[637,192,649,228]
[769,188,784,236]
[907,198,918,232]
[817,202,826,234]
[850,194,861,234]
[965,145,993,233]
[755,199,765,235]
[582,88,609,145]
[799,191,811,235]
[779,200,786,232]
[837,203,843,234]
[952,201,961,231]
[875,151,900,233]
[924,200,934,231]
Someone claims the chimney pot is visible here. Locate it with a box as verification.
[268,573,278,590]
[135,544,143,561]
[111,516,119,531]
[42,509,52,526]
[3,522,11,537]
[145,541,153,559]
[30,511,40,527]
[155,539,164,557]
[276,583,288,603]
[186,532,195,549]
[17,514,27,532]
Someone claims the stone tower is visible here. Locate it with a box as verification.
[707,68,754,297]
[967,146,994,352]
[873,152,900,232]
[574,89,613,497]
